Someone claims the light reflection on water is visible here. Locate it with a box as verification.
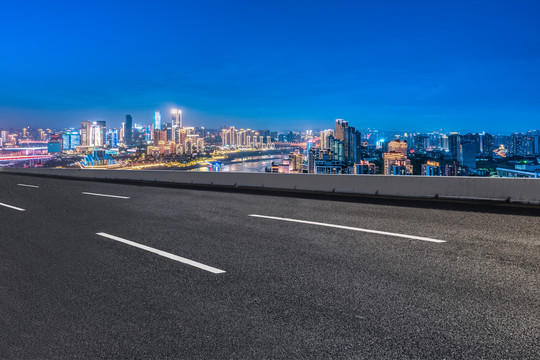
[192,155,287,173]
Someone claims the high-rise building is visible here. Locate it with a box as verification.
[534,134,540,155]
[480,133,493,155]
[89,122,105,147]
[171,109,182,129]
[335,119,357,162]
[96,121,107,146]
[1,130,9,144]
[335,119,347,142]
[460,140,477,172]
[462,133,481,155]
[353,131,362,163]
[330,137,345,162]
[388,139,408,156]
[107,129,118,148]
[320,129,334,149]
[448,133,461,161]
[62,130,81,150]
[154,110,161,130]
[221,127,239,147]
[125,115,133,145]
[384,140,413,175]
[289,152,303,173]
[80,121,92,146]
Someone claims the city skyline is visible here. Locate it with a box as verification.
[1,0,540,131]
[1,111,539,136]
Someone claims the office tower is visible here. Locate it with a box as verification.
[335,119,347,142]
[480,133,493,155]
[320,129,334,149]
[335,119,356,162]
[125,115,133,145]
[80,121,92,146]
[329,137,345,162]
[120,123,125,143]
[448,133,461,161]
[95,121,107,146]
[107,129,118,148]
[154,110,161,130]
[171,109,182,129]
[143,125,152,141]
[89,122,104,147]
[171,109,182,143]
[62,130,81,150]
[460,140,477,172]
[353,130,362,163]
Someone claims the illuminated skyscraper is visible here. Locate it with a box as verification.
[320,129,334,149]
[107,129,118,148]
[335,119,347,142]
[384,140,413,175]
[335,119,359,162]
[80,121,92,146]
[388,139,408,156]
[171,109,182,129]
[89,122,104,147]
[62,130,81,150]
[96,120,107,146]
[154,110,161,130]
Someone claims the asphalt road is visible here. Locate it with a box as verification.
[0,174,539,359]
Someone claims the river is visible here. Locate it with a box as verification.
[191,155,287,173]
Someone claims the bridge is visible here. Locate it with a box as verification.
[273,141,310,149]
[1,168,539,358]
[0,155,53,161]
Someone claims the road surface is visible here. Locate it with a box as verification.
[1,174,539,359]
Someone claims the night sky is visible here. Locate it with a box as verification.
[1,0,539,132]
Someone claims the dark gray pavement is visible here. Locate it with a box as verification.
[0,174,539,359]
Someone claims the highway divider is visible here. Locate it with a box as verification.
[1,167,539,205]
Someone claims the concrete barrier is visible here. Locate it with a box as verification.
[1,167,539,205]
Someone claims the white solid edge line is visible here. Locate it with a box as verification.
[96,232,226,274]
[249,214,446,243]
[17,184,40,188]
[0,202,26,211]
[82,192,130,199]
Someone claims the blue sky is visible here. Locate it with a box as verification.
[0,0,539,132]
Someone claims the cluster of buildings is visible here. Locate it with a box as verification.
[269,119,376,174]
[144,110,206,157]
[306,120,371,174]
[220,127,274,149]
[2,114,540,177]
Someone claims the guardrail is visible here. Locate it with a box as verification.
[1,167,539,205]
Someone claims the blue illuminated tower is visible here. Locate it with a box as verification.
[154,110,161,130]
